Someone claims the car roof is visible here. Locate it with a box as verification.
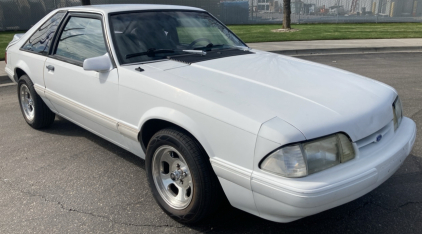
[61,4,205,14]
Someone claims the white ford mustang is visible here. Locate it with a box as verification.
[5,4,417,224]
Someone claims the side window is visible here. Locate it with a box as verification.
[55,16,107,63]
[22,12,66,55]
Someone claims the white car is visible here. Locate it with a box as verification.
[5,4,416,224]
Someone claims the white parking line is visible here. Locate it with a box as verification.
[0,83,16,88]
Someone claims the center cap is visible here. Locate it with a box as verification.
[170,170,181,181]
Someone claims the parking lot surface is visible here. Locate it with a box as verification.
[1,52,422,233]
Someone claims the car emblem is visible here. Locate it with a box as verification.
[375,135,383,143]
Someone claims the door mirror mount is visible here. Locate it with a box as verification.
[83,53,113,72]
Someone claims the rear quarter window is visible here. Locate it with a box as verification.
[22,12,65,55]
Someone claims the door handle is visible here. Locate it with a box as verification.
[46,65,55,71]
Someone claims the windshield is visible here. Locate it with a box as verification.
[109,11,246,64]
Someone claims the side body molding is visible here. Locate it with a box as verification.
[117,122,139,141]
[29,88,216,162]
[37,87,137,149]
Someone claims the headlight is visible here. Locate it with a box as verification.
[260,133,355,178]
[393,96,403,131]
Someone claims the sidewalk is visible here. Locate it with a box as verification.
[248,38,422,55]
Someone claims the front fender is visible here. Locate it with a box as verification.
[138,107,215,158]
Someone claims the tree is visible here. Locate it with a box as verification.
[81,0,91,5]
[283,0,291,29]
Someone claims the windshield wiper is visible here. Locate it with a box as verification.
[126,48,208,59]
[193,43,226,51]
[182,50,207,56]
[126,48,175,59]
[194,43,250,52]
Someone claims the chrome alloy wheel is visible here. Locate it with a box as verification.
[20,84,35,121]
[152,146,193,209]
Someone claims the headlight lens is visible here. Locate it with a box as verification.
[259,145,307,177]
[260,133,355,178]
[393,96,403,131]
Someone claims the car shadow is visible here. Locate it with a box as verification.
[0,75,13,85]
[40,116,422,233]
[40,116,145,170]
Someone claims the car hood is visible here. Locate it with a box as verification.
[133,50,396,142]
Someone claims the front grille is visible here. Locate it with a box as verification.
[355,121,394,151]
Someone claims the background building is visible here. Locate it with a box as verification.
[1,0,422,31]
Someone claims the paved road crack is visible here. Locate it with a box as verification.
[336,195,374,221]
[335,193,422,222]
[372,200,422,213]
[396,201,422,210]
[0,178,185,229]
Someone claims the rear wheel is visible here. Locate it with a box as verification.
[18,75,55,129]
[145,128,223,223]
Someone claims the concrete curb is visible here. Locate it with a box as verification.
[0,83,15,88]
[268,46,422,56]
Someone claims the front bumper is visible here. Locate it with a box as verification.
[251,117,416,223]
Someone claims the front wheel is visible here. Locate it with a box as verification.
[145,128,223,224]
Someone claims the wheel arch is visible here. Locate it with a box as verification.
[15,67,28,82]
[14,59,32,82]
[137,107,215,158]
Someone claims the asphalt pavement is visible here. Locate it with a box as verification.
[1,52,422,233]
[0,62,11,85]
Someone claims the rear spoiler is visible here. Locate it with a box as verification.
[7,33,25,49]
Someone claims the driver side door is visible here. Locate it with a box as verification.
[44,13,124,147]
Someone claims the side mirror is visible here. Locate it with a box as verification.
[83,53,113,72]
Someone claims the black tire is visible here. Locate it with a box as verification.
[145,127,224,224]
[18,75,55,129]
